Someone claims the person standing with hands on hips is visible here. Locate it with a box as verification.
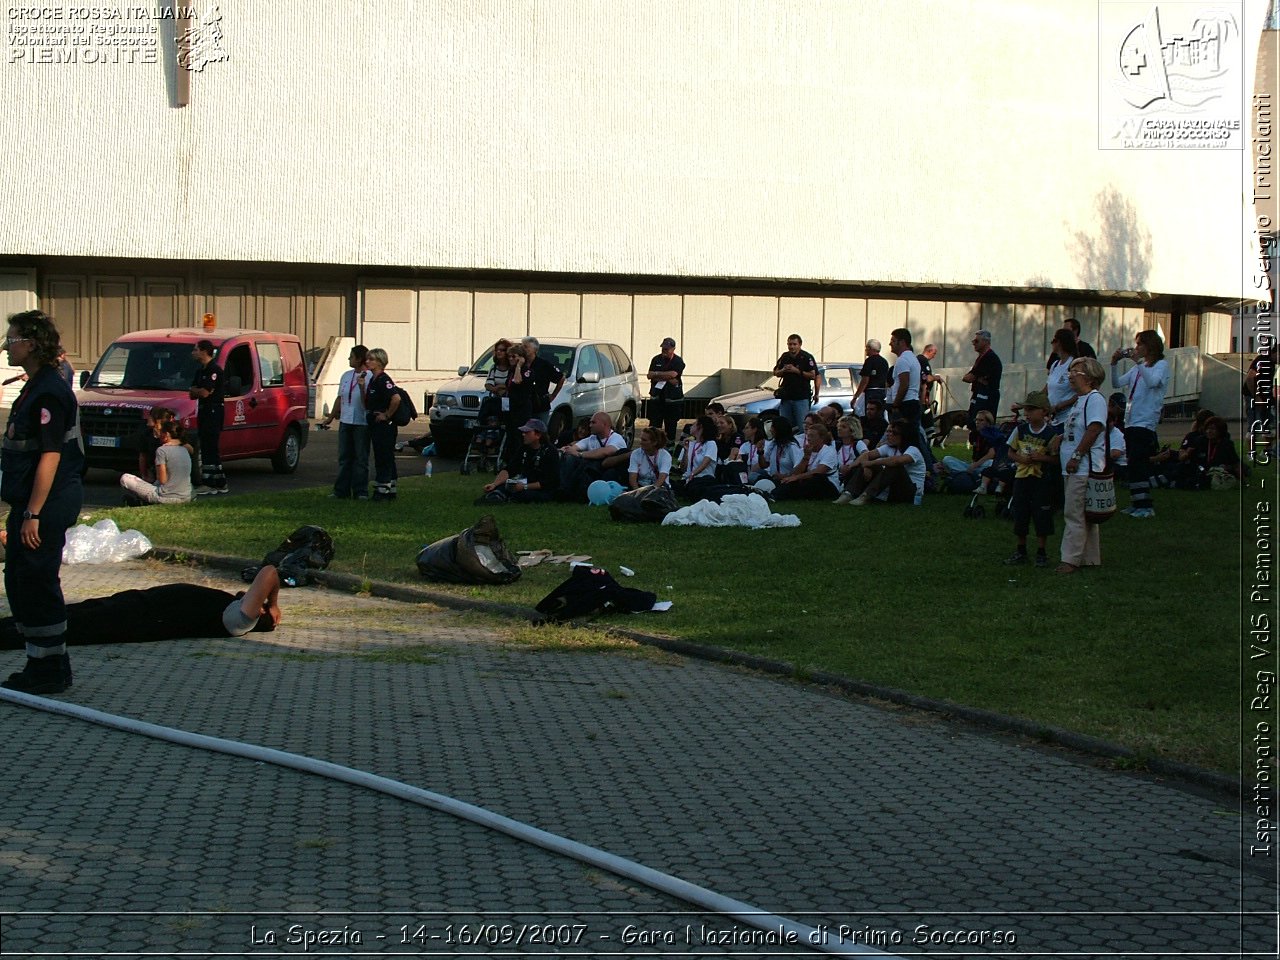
[1,310,84,694]
[189,338,227,495]
[322,344,371,500]
[646,337,685,443]
[773,333,819,431]
[364,348,401,502]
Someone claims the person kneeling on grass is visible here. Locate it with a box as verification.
[120,418,193,506]
[479,418,560,504]
[0,565,282,647]
[842,419,927,506]
[1003,391,1060,567]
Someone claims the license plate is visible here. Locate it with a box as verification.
[88,436,120,449]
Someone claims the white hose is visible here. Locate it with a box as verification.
[2,688,900,958]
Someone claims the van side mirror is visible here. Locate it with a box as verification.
[79,370,89,388]
[577,371,600,384]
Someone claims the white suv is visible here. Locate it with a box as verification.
[427,339,641,455]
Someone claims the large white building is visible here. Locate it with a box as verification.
[0,0,1273,400]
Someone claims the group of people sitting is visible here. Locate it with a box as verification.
[119,405,195,506]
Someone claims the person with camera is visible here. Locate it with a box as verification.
[1110,330,1169,519]
[481,418,561,503]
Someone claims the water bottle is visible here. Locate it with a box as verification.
[423,455,433,477]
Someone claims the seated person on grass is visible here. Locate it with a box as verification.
[120,417,194,506]
[481,418,560,503]
[761,417,804,482]
[775,423,842,501]
[935,409,1002,493]
[0,565,282,647]
[841,419,927,506]
[1106,392,1129,484]
[833,415,868,494]
[738,416,768,484]
[860,398,889,448]
[559,410,630,496]
[1151,408,1214,487]
[628,426,672,489]
[676,415,720,499]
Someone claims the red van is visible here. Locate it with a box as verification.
[77,328,311,475]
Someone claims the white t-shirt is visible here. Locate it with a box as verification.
[1046,358,1073,425]
[1108,426,1128,467]
[685,439,719,479]
[337,368,369,425]
[1112,358,1170,431]
[576,431,627,454]
[763,439,803,477]
[807,443,843,493]
[741,442,765,472]
[889,349,921,404]
[876,443,926,497]
[628,447,672,486]
[1059,390,1108,474]
[835,440,867,479]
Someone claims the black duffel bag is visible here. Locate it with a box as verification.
[608,484,677,522]
[242,525,335,587]
[416,514,521,585]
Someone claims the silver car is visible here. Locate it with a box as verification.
[427,338,641,454]
[713,362,864,427]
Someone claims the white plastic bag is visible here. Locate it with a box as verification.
[63,519,153,564]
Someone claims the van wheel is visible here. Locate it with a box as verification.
[271,427,302,474]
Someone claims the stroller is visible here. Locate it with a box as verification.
[459,396,507,475]
[958,418,1017,519]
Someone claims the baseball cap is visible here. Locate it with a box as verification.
[518,418,548,434]
[661,337,676,349]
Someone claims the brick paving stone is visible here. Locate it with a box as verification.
[0,560,1269,956]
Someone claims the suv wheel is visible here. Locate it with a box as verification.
[271,426,302,474]
[615,405,635,444]
[547,408,571,443]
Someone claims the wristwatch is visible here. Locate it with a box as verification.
[22,509,39,520]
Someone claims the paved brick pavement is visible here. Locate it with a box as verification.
[0,561,1271,958]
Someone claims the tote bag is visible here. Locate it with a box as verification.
[1081,393,1116,524]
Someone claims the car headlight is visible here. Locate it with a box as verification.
[436,393,457,408]
[723,404,746,415]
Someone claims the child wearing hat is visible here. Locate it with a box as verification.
[1004,390,1061,567]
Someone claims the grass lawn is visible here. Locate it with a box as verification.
[91,453,1249,775]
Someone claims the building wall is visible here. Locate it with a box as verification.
[0,0,1263,300]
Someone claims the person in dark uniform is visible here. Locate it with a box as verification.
[520,337,566,418]
[963,328,1003,429]
[773,333,819,430]
[1,310,84,694]
[646,337,685,442]
[189,339,227,494]
[364,347,402,501]
[0,564,282,648]
[480,418,561,503]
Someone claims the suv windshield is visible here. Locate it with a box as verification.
[88,342,202,390]
[467,343,576,379]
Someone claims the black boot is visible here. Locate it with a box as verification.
[2,655,71,695]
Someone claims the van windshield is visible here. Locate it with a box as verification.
[88,342,203,390]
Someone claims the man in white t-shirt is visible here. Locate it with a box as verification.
[888,328,931,469]
[844,420,926,505]
[560,411,630,497]
[321,345,371,500]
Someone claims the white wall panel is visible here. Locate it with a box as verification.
[0,0,1264,301]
